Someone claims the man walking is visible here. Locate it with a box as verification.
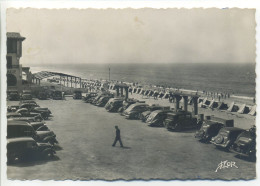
[112,126,123,147]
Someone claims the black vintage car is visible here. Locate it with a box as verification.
[73,90,82,99]
[18,103,51,119]
[19,100,38,105]
[38,91,48,100]
[83,92,98,102]
[8,119,49,131]
[90,95,103,104]
[164,111,198,131]
[7,90,20,101]
[231,126,256,160]
[7,121,58,145]
[51,90,63,100]
[118,100,137,113]
[211,127,245,150]
[123,103,149,119]
[140,105,170,122]
[146,110,173,127]
[15,108,43,121]
[194,117,234,142]
[7,137,56,163]
[21,94,33,100]
[21,90,33,99]
[118,99,145,113]
[95,96,112,107]
[105,98,124,112]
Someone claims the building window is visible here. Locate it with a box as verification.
[7,39,17,53]
[7,74,17,86]
[7,56,12,69]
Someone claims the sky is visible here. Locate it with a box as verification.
[6,8,256,66]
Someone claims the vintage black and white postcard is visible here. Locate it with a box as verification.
[0,1,259,186]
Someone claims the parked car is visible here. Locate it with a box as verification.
[73,90,82,99]
[19,100,38,106]
[8,119,50,131]
[90,95,103,105]
[105,98,124,112]
[164,111,198,131]
[19,103,39,111]
[211,127,245,150]
[38,91,48,100]
[7,90,20,101]
[32,107,52,120]
[194,117,234,142]
[118,99,145,113]
[140,105,170,122]
[21,94,33,100]
[7,121,58,145]
[7,137,56,163]
[22,90,32,94]
[123,103,149,119]
[231,126,256,160]
[95,96,112,107]
[83,92,98,102]
[146,110,173,127]
[7,112,23,119]
[85,96,96,103]
[7,115,40,123]
[18,104,52,119]
[51,90,63,100]
[15,108,43,121]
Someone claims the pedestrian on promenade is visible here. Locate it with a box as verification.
[112,126,123,147]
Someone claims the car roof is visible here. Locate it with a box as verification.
[16,108,28,111]
[220,127,245,132]
[8,137,35,143]
[7,112,22,116]
[7,120,30,125]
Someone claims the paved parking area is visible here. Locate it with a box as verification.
[7,98,255,180]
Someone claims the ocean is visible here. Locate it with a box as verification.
[30,63,256,98]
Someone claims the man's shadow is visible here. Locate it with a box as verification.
[121,146,131,149]
[113,146,131,149]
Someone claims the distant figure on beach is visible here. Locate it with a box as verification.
[62,91,65,100]
[112,126,123,147]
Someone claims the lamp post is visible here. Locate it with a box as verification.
[109,67,110,81]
